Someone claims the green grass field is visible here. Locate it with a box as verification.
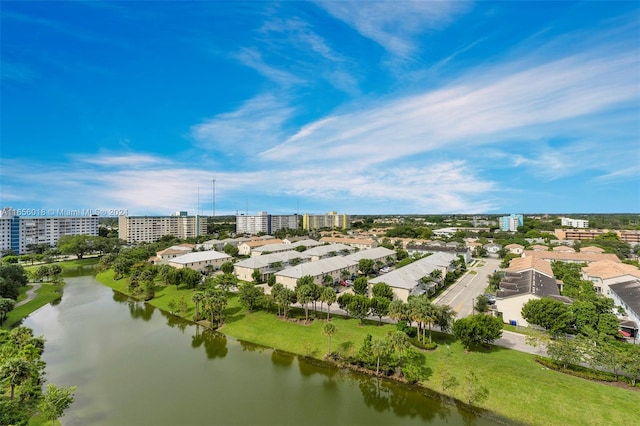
[2,284,63,329]
[95,270,640,426]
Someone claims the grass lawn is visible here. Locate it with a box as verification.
[95,270,640,426]
[2,284,64,329]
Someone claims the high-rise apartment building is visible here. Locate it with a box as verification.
[499,214,523,232]
[236,211,299,235]
[560,217,589,228]
[0,207,99,254]
[302,211,350,231]
[118,211,208,243]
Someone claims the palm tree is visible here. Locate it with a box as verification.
[435,304,457,333]
[371,337,387,375]
[388,331,409,375]
[0,358,32,399]
[192,291,204,321]
[322,322,337,356]
[388,300,408,324]
[321,286,336,321]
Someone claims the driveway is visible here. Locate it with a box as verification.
[433,258,501,318]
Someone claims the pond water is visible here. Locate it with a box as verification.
[24,274,501,426]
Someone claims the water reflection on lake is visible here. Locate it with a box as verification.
[24,275,501,426]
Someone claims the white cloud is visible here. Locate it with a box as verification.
[315,0,471,56]
[260,48,639,175]
[191,94,295,153]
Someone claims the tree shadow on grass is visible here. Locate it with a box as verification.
[223,306,245,324]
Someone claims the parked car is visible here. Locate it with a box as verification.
[484,294,497,304]
[345,280,353,286]
[380,267,390,273]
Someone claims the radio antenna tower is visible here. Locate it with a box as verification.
[212,178,216,218]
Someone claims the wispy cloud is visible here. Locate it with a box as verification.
[1,62,37,84]
[261,47,639,175]
[315,1,471,57]
[191,94,295,154]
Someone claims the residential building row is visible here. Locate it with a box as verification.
[554,228,640,243]
[118,211,208,243]
[0,208,99,254]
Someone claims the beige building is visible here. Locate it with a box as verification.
[119,212,207,243]
[581,260,640,295]
[234,251,312,282]
[153,244,195,263]
[303,243,356,261]
[504,243,524,255]
[319,236,377,250]
[521,250,620,264]
[238,239,284,256]
[369,252,457,302]
[496,256,571,327]
[345,247,397,266]
[168,250,231,272]
[275,257,358,289]
[302,211,350,230]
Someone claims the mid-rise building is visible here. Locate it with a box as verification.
[0,207,99,254]
[560,217,589,228]
[302,211,350,230]
[235,211,299,235]
[118,211,207,243]
[499,214,523,232]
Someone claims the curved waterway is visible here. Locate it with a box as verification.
[25,275,501,426]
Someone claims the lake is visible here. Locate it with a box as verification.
[24,274,500,426]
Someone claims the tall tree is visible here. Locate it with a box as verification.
[322,322,337,356]
[38,384,76,426]
[238,282,264,312]
[371,282,394,301]
[0,297,16,324]
[352,277,369,296]
[220,261,234,274]
[192,291,205,321]
[296,284,314,322]
[57,234,95,259]
[371,337,389,375]
[370,297,390,324]
[358,258,375,276]
[0,358,32,399]
[321,286,336,321]
[388,331,410,374]
[348,295,371,325]
[453,314,503,350]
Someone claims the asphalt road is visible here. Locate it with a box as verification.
[434,258,501,318]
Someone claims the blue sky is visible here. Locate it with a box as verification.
[1,1,639,217]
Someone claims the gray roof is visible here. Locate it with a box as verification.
[170,250,231,264]
[275,257,357,279]
[369,252,456,290]
[235,251,311,269]
[303,243,355,257]
[345,247,396,262]
[252,243,296,254]
[609,280,640,318]
[496,269,571,303]
[291,239,323,248]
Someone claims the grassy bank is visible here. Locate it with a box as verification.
[2,284,63,329]
[95,270,640,426]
